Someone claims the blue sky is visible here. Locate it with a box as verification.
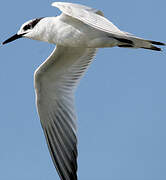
[0,1,166,180]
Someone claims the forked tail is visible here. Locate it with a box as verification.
[114,35,165,51]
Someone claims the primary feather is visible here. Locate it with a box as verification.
[3,2,165,180]
[34,46,97,180]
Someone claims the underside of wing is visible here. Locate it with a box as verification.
[52,2,125,36]
[35,46,97,180]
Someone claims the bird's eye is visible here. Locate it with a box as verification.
[23,18,43,32]
[23,24,32,31]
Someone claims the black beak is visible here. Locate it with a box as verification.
[2,33,25,45]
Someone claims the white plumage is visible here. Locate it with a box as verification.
[2,2,165,180]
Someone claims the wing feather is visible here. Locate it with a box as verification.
[52,2,125,36]
[35,46,97,180]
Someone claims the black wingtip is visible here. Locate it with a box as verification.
[113,37,134,45]
[148,40,165,46]
[141,45,162,51]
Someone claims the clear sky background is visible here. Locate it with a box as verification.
[0,1,166,180]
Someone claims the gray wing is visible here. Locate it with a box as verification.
[34,46,97,180]
[52,2,125,36]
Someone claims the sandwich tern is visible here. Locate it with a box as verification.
[2,2,165,180]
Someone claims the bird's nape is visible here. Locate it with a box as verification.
[2,2,165,180]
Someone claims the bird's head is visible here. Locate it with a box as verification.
[2,18,44,45]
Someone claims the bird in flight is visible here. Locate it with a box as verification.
[2,2,165,180]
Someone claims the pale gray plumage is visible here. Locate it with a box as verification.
[34,47,97,180]
[2,2,165,180]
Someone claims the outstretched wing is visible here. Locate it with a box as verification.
[34,46,97,180]
[52,2,125,36]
